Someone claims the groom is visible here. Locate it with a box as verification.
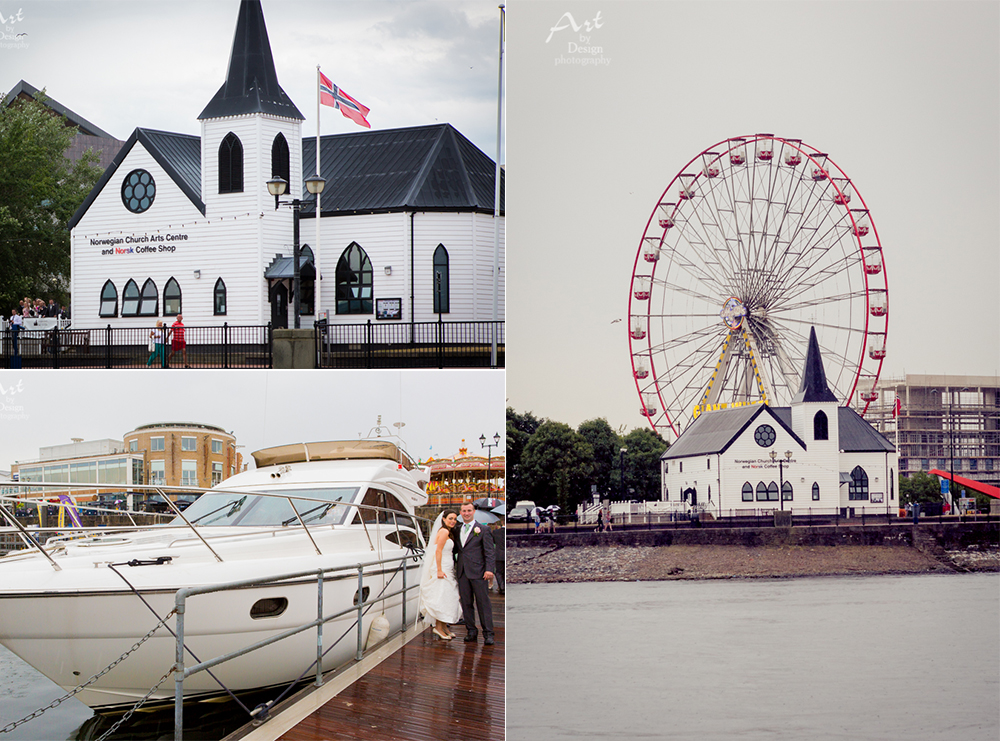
[455,502,495,645]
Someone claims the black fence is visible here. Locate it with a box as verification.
[315,319,504,368]
[2,323,272,369]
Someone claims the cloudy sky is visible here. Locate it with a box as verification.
[1,0,504,159]
[0,369,505,471]
[506,1,999,439]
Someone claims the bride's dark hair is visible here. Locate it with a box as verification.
[440,510,458,530]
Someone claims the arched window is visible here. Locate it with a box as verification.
[219,132,243,193]
[755,481,768,501]
[138,278,158,317]
[767,481,779,501]
[99,280,118,317]
[782,481,793,501]
[336,242,373,314]
[164,277,181,316]
[214,278,227,315]
[742,482,753,502]
[812,482,820,501]
[122,279,140,317]
[433,244,449,313]
[814,410,829,440]
[271,133,290,185]
[849,466,869,500]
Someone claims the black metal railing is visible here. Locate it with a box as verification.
[2,323,272,369]
[315,319,504,368]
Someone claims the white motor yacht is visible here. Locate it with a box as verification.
[0,439,429,712]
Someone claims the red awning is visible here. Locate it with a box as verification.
[928,470,1000,500]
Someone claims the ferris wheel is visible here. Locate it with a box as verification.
[629,134,888,441]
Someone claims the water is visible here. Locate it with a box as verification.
[508,573,1000,741]
[0,646,280,740]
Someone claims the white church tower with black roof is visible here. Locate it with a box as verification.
[197,0,304,320]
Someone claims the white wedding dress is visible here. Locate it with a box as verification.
[418,527,462,625]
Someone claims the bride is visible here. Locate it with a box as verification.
[419,510,462,640]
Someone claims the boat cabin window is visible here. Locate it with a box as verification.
[177,487,358,527]
[355,488,409,524]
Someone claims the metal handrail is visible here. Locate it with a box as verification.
[172,551,420,740]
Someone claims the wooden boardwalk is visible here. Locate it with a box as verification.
[231,593,504,741]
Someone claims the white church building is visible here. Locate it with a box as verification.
[661,328,898,518]
[67,0,503,332]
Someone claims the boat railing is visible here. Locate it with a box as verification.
[171,550,421,741]
[0,482,433,570]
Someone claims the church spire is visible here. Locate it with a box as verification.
[792,326,839,403]
[198,0,304,121]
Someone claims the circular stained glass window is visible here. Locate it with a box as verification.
[754,424,776,448]
[121,169,155,214]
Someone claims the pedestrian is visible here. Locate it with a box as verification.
[597,507,604,532]
[532,506,541,534]
[604,505,613,532]
[168,314,188,367]
[9,309,23,367]
[146,321,166,367]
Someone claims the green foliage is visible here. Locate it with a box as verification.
[519,421,593,511]
[616,427,669,500]
[577,418,621,498]
[505,407,541,504]
[898,471,943,505]
[0,91,103,312]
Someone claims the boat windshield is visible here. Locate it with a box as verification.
[175,487,359,528]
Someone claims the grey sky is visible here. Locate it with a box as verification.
[0,369,505,471]
[506,0,999,438]
[2,0,504,159]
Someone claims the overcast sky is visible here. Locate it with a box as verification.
[1,0,504,159]
[0,369,504,471]
[506,0,1000,439]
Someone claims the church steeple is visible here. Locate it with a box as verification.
[792,326,839,403]
[198,0,304,121]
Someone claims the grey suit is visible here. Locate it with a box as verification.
[455,519,495,638]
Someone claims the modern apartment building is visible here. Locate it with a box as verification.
[860,375,1000,489]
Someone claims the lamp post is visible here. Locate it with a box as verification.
[770,449,793,510]
[619,447,627,501]
[480,432,501,498]
[949,387,969,509]
[266,175,327,329]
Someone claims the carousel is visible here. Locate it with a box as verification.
[424,446,505,507]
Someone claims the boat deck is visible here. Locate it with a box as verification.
[227,593,504,741]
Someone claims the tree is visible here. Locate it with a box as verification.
[614,427,669,501]
[0,91,102,312]
[898,471,943,506]
[520,421,593,511]
[505,407,542,504]
[577,418,621,499]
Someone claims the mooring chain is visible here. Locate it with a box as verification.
[94,665,175,741]
[0,608,177,735]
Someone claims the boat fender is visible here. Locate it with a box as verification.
[366,613,390,648]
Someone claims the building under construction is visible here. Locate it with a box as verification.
[862,374,1000,491]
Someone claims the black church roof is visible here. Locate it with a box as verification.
[300,123,503,216]
[198,0,304,121]
[772,408,896,453]
[3,80,117,139]
[68,128,204,230]
[792,327,839,403]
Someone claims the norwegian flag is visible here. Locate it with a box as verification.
[892,396,902,418]
[319,72,371,129]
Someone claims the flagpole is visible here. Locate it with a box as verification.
[315,65,323,325]
[491,3,505,369]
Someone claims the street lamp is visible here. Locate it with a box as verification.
[266,175,327,329]
[619,447,628,501]
[770,449,793,510]
[480,432,501,498]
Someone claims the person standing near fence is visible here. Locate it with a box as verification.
[9,310,22,368]
[146,321,167,367]
[168,315,188,367]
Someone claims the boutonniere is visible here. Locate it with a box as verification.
[473,527,481,535]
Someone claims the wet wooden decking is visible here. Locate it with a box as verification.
[230,593,504,741]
